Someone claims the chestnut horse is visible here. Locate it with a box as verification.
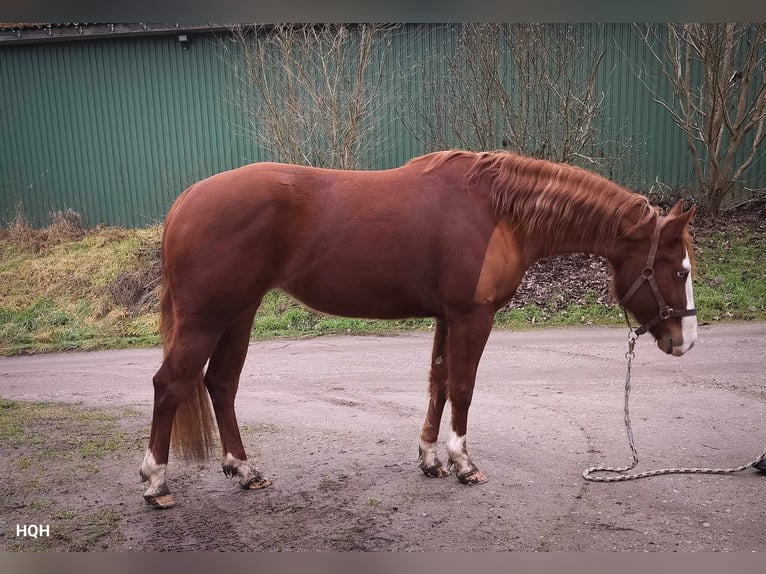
[140,150,697,508]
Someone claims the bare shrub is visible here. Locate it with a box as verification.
[7,201,36,246]
[635,24,766,217]
[230,23,398,169]
[412,24,607,166]
[4,203,87,250]
[47,209,85,243]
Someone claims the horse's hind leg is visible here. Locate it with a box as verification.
[140,327,219,509]
[204,304,271,490]
[418,318,451,478]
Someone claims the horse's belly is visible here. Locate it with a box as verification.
[281,266,439,320]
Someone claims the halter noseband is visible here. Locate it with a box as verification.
[619,216,696,337]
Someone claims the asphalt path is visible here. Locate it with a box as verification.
[1,322,764,551]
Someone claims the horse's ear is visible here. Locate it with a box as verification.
[684,204,696,224]
[668,199,686,217]
[663,203,696,238]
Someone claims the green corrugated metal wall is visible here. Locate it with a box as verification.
[1,33,262,227]
[1,24,764,227]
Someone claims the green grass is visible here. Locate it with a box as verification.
[494,291,627,328]
[694,228,766,321]
[0,220,764,355]
[0,226,161,354]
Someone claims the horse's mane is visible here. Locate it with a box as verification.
[410,150,654,253]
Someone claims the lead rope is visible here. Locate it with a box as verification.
[583,315,766,482]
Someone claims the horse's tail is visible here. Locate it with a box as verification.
[159,248,217,462]
[170,369,217,462]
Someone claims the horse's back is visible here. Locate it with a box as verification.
[162,161,496,320]
[165,161,449,256]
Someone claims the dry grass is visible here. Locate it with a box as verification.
[0,211,163,354]
[6,201,36,245]
[4,202,85,251]
[47,208,85,242]
[106,248,161,316]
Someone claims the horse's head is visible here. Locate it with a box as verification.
[612,200,697,356]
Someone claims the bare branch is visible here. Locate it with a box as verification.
[231,24,398,170]
[409,24,608,167]
[635,23,766,215]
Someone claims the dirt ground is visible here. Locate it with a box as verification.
[1,323,764,551]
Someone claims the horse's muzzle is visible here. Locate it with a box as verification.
[659,337,695,356]
[673,339,695,356]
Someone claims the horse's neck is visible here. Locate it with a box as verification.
[518,194,646,264]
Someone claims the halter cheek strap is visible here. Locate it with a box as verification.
[619,217,697,337]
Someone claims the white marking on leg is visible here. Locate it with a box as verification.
[676,251,697,355]
[222,452,261,486]
[140,450,168,498]
[419,439,439,468]
[446,429,471,474]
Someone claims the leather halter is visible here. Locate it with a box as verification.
[619,216,697,337]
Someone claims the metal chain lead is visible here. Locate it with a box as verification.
[583,324,766,483]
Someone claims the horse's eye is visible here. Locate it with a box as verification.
[676,270,689,280]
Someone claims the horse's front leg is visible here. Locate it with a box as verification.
[419,318,451,477]
[444,308,494,484]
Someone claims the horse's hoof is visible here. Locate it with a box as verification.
[420,463,452,478]
[145,493,176,509]
[457,468,488,485]
[242,476,272,490]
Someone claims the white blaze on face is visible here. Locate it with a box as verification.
[675,250,697,356]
